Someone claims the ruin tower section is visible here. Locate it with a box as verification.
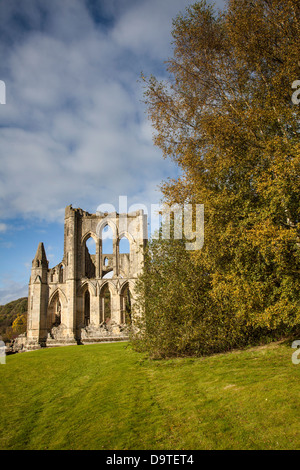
[25,205,147,349]
[26,243,49,347]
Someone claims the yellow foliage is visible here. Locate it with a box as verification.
[12,314,27,334]
[138,0,300,356]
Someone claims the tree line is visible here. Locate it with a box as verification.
[132,0,300,358]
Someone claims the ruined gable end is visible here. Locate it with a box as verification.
[24,205,147,349]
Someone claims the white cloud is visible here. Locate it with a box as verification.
[0,279,28,305]
[0,0,225,224]
[0,0,226,304]
[112,0,187,59]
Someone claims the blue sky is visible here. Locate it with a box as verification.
[0,0,225,304]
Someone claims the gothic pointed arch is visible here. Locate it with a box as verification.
[76,281,95,330]
[99,281,112,324]
[81,231,98,245]
[118,231,135,245]
[48,287,68,308]
[47,288,67,330]
[81,233,97,279]
[59,263,65,283]
[96,218,118,241]
[120,282,132,325]
[119,235,130,254]
[77,279,97,297]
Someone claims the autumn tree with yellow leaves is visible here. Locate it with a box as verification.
[133,0,300,357]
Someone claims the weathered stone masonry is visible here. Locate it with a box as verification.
[25,205,147,349]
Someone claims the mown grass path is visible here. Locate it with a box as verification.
[0,341,299,450]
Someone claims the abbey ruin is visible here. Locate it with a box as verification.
[24,205,147,349]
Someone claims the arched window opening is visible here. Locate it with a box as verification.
[54,300,61,326]
[86,237,96,255]
[85,236,96,278]
[101,224,113,254]
[119,236,130,277]
[100,285,111,324]
[48,293,62,330]
[120,284,131,325]
[59,265,64,283]
[84,290,90,326]
[104,257,109,267]
[119,236,130,254]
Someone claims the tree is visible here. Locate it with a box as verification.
[137,0,300,356]
[12,314,27,336]
[132,229,254,358]
[0,297,28,343]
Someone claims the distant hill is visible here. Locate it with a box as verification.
[0,297,28,342]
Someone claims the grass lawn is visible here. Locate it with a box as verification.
[0,340,299,450]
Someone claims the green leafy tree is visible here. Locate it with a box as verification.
[136,0,300,357]
[132,234,217,358]
[0,298,28,343]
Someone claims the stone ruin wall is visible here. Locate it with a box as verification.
[18,205,147,351]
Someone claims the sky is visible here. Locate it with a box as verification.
[0,0,225,304]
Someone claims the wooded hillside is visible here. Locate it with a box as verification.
[0,297,28,342]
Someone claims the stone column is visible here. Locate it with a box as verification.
[96,238,101,278]
[64,206,78,342]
